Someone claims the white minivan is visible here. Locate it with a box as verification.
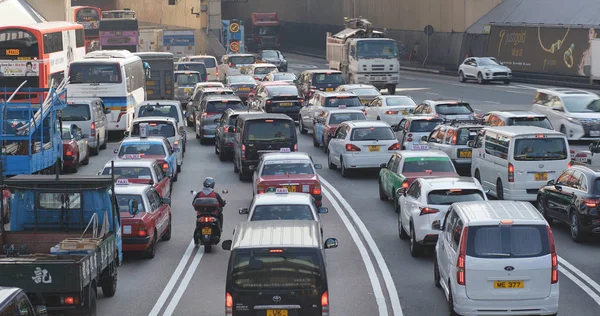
[469,126,570,201]
[433,200,559,316]
[181,55,219,81]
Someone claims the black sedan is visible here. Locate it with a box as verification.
[226,75,257,104]
[258,50,287,72]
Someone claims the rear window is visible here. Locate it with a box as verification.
[435,103,473,115]
[408,120,443,132]
[273,73,296,81]
[508,117,553,130]
[325,96,362,108]
[175,73,200,86]
[61,128,72,139]
[117,143,166,156]
[427,189,485,205]
[401,157,455,173]
[230,56,255,64]
[190,57,216,68]
[250,205,315,221]
[350,127,395,141]
[261,160,314,175]
[231,250,323,290]
[244,120,295,141]
[329,112,366,124]
[313,73,344,84]
[115,194,145,213]
[456,127,481,145]
[513,137,568,161]
[138,105,179,121]
[266,85,299,96]
[62,103,91,121]
[254,66,277,75]
[386,96,416,106]
[131,122,176,137]
[102,167,153,180]
[176,63,206,75]
[466,225,550,258]
[206,101,244,113]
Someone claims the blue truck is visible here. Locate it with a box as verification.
[222,19,246,54]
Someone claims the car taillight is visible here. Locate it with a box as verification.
[162,162,169,171]
[419,206,439,215]
[266,100,272,104]
[216,69,219,76]
[199,216,217,223]
[62,296,75,305]
[456,227,468,285]
[313,184,321,195]
[407,133,413,142]
[584,198,599,208]
[345,144,361,151]
[294,143,298,151]
[226,292,233,316]
[388,143,400,150]
[452,134,457,144]
[547,226,558,284]
[321,291,329,316]
[138,225,148,237]
[66,150,73,156]
[401,181,409,189]
[90,122,96,137]
[508,163,514,182]
[568,161,573,167]
[385,110,398,115]
[241,144,246,160]
[257,184,265,194]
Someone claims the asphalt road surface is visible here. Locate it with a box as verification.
[73,52,600,316]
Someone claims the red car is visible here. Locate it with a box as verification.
[2,189,10,224]
[61,124,90,173]
[100,158,172,198]
[252,151,323,206]
[314,108,367,152]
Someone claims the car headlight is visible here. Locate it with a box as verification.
[567,117,581,124]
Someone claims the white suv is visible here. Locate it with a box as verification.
[458,57,512,84]
[532,88,600,140]
[433,200,559,316]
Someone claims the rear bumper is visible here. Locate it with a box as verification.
[454,284,559,315]
[63,156,77,166]
[199,124,217,138]
[86,136,99,149]
[123,236,151,251]
[341,152,394,169]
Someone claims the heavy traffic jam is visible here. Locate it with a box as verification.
[1,11,600,316]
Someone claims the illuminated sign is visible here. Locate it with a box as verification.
[6,49,19,56]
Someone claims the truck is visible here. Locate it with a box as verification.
[0,80,68,177]
[163,30,196,60]
[0,172,126,315]
[134,52,175,100]
[326,17,400,94]
[139,28,164,52]
[222,19,246,55]
[247,12,281,52]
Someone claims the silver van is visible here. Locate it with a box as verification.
[63,98,110,155]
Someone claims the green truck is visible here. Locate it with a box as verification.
[0,174,127,315]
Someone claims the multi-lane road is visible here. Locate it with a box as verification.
[76,53,600,316]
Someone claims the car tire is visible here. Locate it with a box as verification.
[496,179,504,200]
[433,254,441,288]
[84,284,97,316]
[323,137,328,153]
[387,84,396,95]
[82,148,90,165]
[177,163,182,173]
[458,71,466,83]
[392,188,399,212]
[448,285,459,316]
[214,144,219,155]
[145,232,157,259]
[204,243,212,253]
[327,153,337,170]
[162,216,172,241]
[299,119,308,134]
[91,137,100,156]
[477,72,485,84]
[570,211,585,243]
[100,133,108,150]
[398,211,409,240]
[409,223,422,257]
[474,169,481,184]
[172,171,178,182]
[340,157,349,178]
[537,195,553,225]
[100,261,118,298]
[72,155,79,173]
[312,133,319,147]
[378,180,387,201]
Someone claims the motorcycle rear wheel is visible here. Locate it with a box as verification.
[204,243,212,253]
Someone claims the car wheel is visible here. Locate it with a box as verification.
[537,195,553,224]
[378,179,387,201]
[458,71,466,83]
[398,212,409,240]
[392,188,399,212]
[82,148,90,165]
[560,125,567,136]
[327,152,337,170]
[496,179,504,200]
[433,254,441,288]
[323,137,328,153]
[72,155,79,173]
[571,211,585,243]
[100,133,107,150]
[474,169,481,184]
[162,216,172,241]
[312,132,319,147]
[91,137,100,156]
[145,232,157,259]
[340,157,349,177]
[409,223,422,257]
[477,72,485,84]
[448,285,459,316]
[215,143,219,155]
[299,119,308,134]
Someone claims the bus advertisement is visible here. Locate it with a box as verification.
[72,6,101,52]
[99,10,138,52]
[0,22,86,103]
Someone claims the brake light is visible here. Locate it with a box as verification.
[388,143,400,150]
[452,133,457,144]
[66,150,73,156]
[216,69,219,76]
[225,292,233,316]
[90,122,96,137]
[162,162,169,170]
[294,143,298,151]
[138,225,148,237]
[547,226,558,284]
[419,206,439,215]
[456,226,468,285]
[321,291,329,316]
[63,296,75,305]
[407,133,413,142]
[257,184,265,194]
[313,184,321,195]
[224,126,230,133]
[266,100,272,104]
[241,144,246,160]
[508,163,514,182]
[199,216,217,223]
[345,144,361,151]
[149,123,157,126]
[568,161,573,167]
[385,110,398,115]
[584,198,599,208]
[401,181,409,189]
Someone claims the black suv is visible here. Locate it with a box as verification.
[249,84,303,120]
[215,108,262,161]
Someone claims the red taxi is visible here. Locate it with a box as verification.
[114,179,172,259]
[61,124,90,173]
[100,158,172,198]
[314,108,367,152]
[251,150,323,206]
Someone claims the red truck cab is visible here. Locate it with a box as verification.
[250,12,281,50]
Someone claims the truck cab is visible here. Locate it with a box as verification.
[249,12,281,51]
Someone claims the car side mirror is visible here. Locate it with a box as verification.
[162,197,171,205]
[113,148,118,154]
[239,207,249,214]
[546,179,555,186]
[466,140,474,147]
[128,200,139,216]
[421,135,428,142]
[221,240,232,250]
[190,190,197,195]
[554,184,562,191]
[483,188,490,194]
[408,109,414,113]
[324,237,338,249]
[222,189,229,194]
[314,164,322,169]
[104,108,111,114]
[552,107,564,112]
[174,148,181,152]
[319,207,328,213]
[431,220,442,231]
[123,131,130,137]
[35,305,48,316]
[396,188,406,196]
[83,134,89,139]
[380,163,387,168]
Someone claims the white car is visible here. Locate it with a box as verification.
[397,177,487,257]
[458,57,512,84]
[128,117,184,172]
[365,95,417,125]
[327,120,400,177]
[247,63,278,81]
[135,101,187,152]
[394,116,444,150]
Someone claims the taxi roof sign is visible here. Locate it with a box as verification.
[139,122,148,138]
[280,148,291,153]
[338,105,346,109]
[116,178,130,185]
[123,154,143,159]
[275,188,288,194]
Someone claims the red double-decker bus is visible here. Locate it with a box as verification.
[0,22,86,103]
[71,6,101,52]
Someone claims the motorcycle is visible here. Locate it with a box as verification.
[189,189,228,253]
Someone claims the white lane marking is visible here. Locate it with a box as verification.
[322,187,389,316]
[504,90,531,94]
[403,76,417,80]
[425,92,439,95]
[559,265,600,306]
[321,178,404,316]
[162,246,205,316]
[484,101,501,104]
[452,83,468,87]
[559,256,600,295]
[148,240,195,316]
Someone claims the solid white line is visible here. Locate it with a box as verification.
[425,92,439,95]
[163,246,205,316]
[148,240,195,316]
[559,265,600,306]
[322,187,389,316]
[559,256,600,295]
[484,101,501,104]
[321,178,404,316]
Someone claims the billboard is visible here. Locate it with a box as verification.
[0,61,40,77]
[163,30,195,57]
[486,26,599,76]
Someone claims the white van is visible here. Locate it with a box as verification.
[469,126,570,201]
[182,55,219,81]
[433,200,559,316]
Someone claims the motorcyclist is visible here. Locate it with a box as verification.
[193,177,226,229]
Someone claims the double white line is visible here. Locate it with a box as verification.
[558,256,600,306]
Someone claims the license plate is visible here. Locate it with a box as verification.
[123,225,132,234]
[458,149,472,158]
[534,172,548,181]
[591,130,600,136]
[201,227,212,235]
[184,88,192,93]
[282,186,297,192]
[412,144,429,150]
[266,310,288,316]
[239,87,250,91]
[280,102,293,106]
[494,280,524,289]
[325,88,333,92]
[368,145,380,152]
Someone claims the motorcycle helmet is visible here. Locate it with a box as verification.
[203,177,215,188]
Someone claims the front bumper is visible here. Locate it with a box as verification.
[356,73,400,85]
[482,72,512,81]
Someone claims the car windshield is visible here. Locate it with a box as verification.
[176,63,206,75]
[408,120,442,132]
[562,95,600,113]
[61,128,73,139]
[508,117,553,129]
[229,75,255,84]
[231,250,323,290]
[477,58,501,66]
[435,103,473,115]
[250,205,314,221]
[401,157,455,173]
[254,67,277,75]
[466,225,550,258]
[245,120,294,141]
[230,56,255,64]
[386,97,416,106]
[329,113,366,124]
[69,63,121,84]
[206,101,245,113]
[261,161,314,175]
[325,97,362,107]
[131,122,176,138]
[427,189,485,205]
[118,143,166,156]
[115,194,145,213]
[102,167,153,180]
[266,85,298,96]
[313,73,344,84]
[254,26,280,36]
[350,127,395,141]
[138,105,179,121]
[357,40,398,59]
[261,51,279,59]
[62,104,91,121]
[456,127,481,145]
[349,88,380,96]
[273,73,296,81]
[189,57,216,68]
[513,138,568,161]
[176,73,200,86]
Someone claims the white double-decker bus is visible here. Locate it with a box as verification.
[67,50,146,134]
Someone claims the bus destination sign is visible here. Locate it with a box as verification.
[6,49,19,56]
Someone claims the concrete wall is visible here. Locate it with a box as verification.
[114,0,208,29]
[28,0,70,21]
[71,0,117,11]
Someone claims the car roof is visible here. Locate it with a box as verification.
[231,220,321,249]
[487,110,546,118]
[237,113,293,121]
[258,81,291,86]
[227,53,254,57]
[398,150,450,158]
[536,87,598,96]
[380,95,414,99]
[0,287,20,304]
[187,55,216,59]
[569,164,600,174]
[339,84,377,89]
[420,177,482,191]
[204,94,242,101]
[317,92,358,98]
[424,99,466,105]
[302,69,342,74]
[226,109,262,115]
[114,182,153,195]
[174,70,200,74]
[406,115,441,121]
[195,82,224,88]
[103,159,156,168]
[453,201,545,225]
[254,192,314,205]
[483,126,565,137]
[253,63,277,68]
[176,61,205,65]
[273,72,295,76]
[132,116,177,124]
[67,97,102,104]
[122,136,166,143]
[202,87,233,92]
[139,100,181,107]
[262,152,311,161]
[346,120,390,128]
